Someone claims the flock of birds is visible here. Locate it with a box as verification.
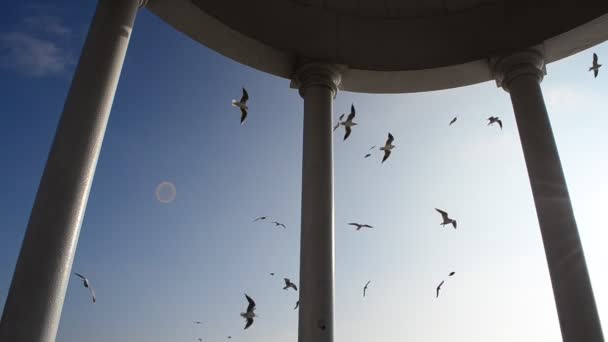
[62,52,603,341]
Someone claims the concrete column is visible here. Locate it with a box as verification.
[0,1,143,341]
[494,49,604,342]
[291,63,341,342]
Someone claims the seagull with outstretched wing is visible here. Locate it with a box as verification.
[231,87,249,124]
[74,272,96,303]
[487,116,502,130]
[283,278,298,291]
[240,294,257,330]
[434,208,457,229]
[590,53,602,78]
[348,223,373,231]
[363,281,371,297]
[380,133,395,163]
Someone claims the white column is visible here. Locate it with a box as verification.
[0,1,143,341]
[494,50,604,342]
[292,63,341,342]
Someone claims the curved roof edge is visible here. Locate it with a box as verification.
[147,0,608,93]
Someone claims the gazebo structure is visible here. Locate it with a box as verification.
[1,0,607,341]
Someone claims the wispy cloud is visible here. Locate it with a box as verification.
[23,14,71,37]
[0,31,74,77]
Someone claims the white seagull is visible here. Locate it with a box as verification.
[283,278,298,291]
[363,281,371,297]
[241,294,257,330]
[487,116,502,129]
[339,104,358,140]
[380,133,395,163]
[435,208,457,229]
[74,273,96,303]
[348,223,373,231]
[231,87,249,124]
[590,53,602,78]
[449,116,457,126]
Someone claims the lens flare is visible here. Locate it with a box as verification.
[155,181,176,203]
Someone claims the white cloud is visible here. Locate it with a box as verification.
[23,14,71,36]
[0,31,74,77]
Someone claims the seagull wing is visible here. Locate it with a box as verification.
[362,224,373,228]
[88,285,96,303]
[347,105,355,121]
[74,272,86,280]
[240,88,249,103]
[245,294,256,312]
[449,272,456,276]
[294,301,299,310]
[452,220,457,229]
[497,119,502,129]
[344,126,352,140]
[435,208,448,220]
[364,153,371,158]
[293,284,298,291]
[449,117,457,125]
[240,108,247,124]
[594,68,599,78]
[368,145,376,150]
[386,133,394,145]
[347,223,359,227]
[594,53,598,65]
[333,121,340,131]
[381,149,391,163]
[436,281,444,298]
[244,318,253,330]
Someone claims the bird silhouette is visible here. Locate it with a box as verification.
[240,294,256,330]
[435,208,457,229]
[590,53,602,78]
[74,273,96,303]
[231,87,249,124]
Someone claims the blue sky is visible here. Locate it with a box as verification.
[1,2,607,342]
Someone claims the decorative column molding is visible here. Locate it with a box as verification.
[291,63,342,98]
[492,48,546,91]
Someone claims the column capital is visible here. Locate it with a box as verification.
[492,48,546,92]
[291,63,343,98]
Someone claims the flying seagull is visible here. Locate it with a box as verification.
[271,221,286,229]
[228,337,232,339]
[194,321,203,324]
[435,208,457,229]
[339,104,358,140]
[380,133,395,163]
[253,216,267,222]
[348,223,373,231]
[270,272,275,276]
[364,145,376,158]
[590,53,602,78]
[436,280,445,298]
[449,271,455,277]
[333,113,345,131]
[449,116,457,126]
[74,273,96,303]
[198,338,203,342]
[487,116,502,129]
[241,293,256,330]
[363,281,371,297]
[231,87,249,124]
[283,278,298,291]
[294,300,300,310]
